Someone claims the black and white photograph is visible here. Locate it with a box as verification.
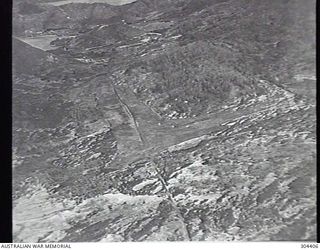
[12,0,316,243]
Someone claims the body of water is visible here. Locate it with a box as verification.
[15,35,60,51]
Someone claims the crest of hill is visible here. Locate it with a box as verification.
[120,0,187,15]
[70,22,144,49]
[15,1,46,15]
[59,2,118,22]
[13,2,120,35]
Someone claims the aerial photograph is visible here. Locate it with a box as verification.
[12,0,316,242]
